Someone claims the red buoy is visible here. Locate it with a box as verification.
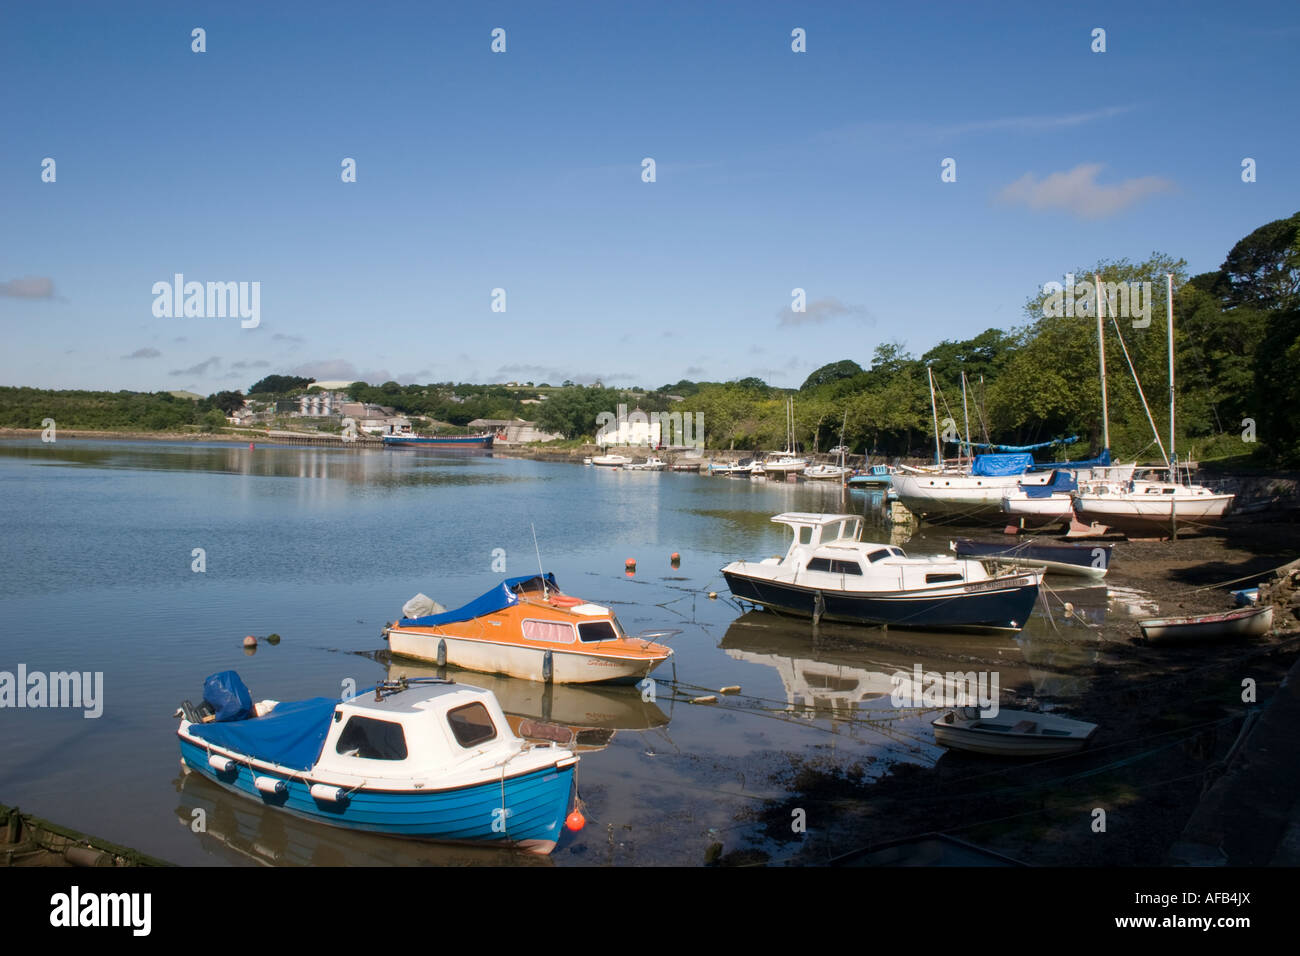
[670,552,680,564]
[625,558,636,569]
[565,809,586,832]
[249,443,255,450]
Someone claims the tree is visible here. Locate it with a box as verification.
[800,360,864,391]
[209,390,246,414]
[249,375,314,395]
[1218,211,1300,310]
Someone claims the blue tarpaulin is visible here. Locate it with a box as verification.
[188,696,338,771]
[203,671,253,722]
[969,453,1034,477]
[400,572,559,628]
[1027,448,1112,471]
[1023,470,1078,498]
[958,436,1080,453]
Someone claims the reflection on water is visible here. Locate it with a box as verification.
[383,657,670,752]
[0,439,1164,866]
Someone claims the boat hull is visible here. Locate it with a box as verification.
[953,538,1111,580]
[177,735,574,853]
[893,473,1029,519]
[722,569,1040,633]
[932,717,1096,756]
[383,434,494,448]
[386,629,667,684]
[1072,492,1233,535]
[1139,605,1274,644]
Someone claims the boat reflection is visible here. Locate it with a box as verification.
[383,659,669,753]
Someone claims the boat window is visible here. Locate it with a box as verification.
[335,716,408,760]
[867,549,891,563]
[522,619,576,643]
[831,560,863,575]
[797,526,813,545]
[447,702,497,748]
[578,620,619,643]
[925,573,964,584]
[806,557,833,573]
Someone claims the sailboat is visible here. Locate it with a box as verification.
[763,397,809,477]
[1072,275,1234,536]
[803,410,852,481]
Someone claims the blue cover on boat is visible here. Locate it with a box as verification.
[970,453,1034,477]
[1027,448,1112,472]
[399,572,560,627]
[187,697,338,771]
[1023,470,1077,498]
[203,671,253,722]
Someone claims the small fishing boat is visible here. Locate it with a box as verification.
[1138,605,1274,644]
[803,463,851,481]
[623,456,666,471]
[176,672,580,854]
[385,573,673,684]
[932,707,1097,756]
[952,537,1113,580]
[847,464,893,489]
[722,513,1042,633]
[1001,469,1078,527]
[590,453,632,467]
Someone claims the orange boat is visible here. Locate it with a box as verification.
[383,573,673,685]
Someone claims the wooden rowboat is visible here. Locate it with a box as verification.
[1138,605,1274,644]
[932,707,1098,756]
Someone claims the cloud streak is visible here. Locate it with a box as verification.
[0,276,55,298]
[778,297,873,327]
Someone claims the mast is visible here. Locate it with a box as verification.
[927,365,941,466]
[1167,273,1176,482]
[961,371,972,467]
[1094,273,1110,455]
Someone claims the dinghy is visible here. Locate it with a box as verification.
[932,707,1097,756]
[176,672,580,854]
[952,537,1113,580]
[1138,605,1274,644]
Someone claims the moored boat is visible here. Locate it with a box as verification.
[384,573,672,684]
[722,513,1042,633]
[1138,605,1274,644]
[952,537,1113,580]
[932,707,1098,756]
[623,456,666,471]
[590,453,632,467]
[382,433,494,448]
[176,672,579,854]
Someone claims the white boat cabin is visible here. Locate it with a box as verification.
[312,680,567,785]
[756,513,1002,591]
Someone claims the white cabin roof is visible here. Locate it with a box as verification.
[770,512,859,528]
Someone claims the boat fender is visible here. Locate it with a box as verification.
[309,784,348,804]
[437,638,447,668]
[549,595,582,607]
[542,650,553,684]
[254,776,288,796]
[208,754,237,773]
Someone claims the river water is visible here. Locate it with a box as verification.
[0,440,1131,865]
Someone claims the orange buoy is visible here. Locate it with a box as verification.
[242,635,257,647]
[550,594,582,607]
[670,552,680,564]
[625,558,636,569]
[565,809,586,831]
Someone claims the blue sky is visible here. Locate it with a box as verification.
[2,0,1298,393]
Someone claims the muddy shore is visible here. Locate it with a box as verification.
[719,516,1300,866]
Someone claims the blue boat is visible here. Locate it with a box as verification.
[847,464,893,488]
[382,433,494,448]
[176,672,579,855]
[952,537,1113,580]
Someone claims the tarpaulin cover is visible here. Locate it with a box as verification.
[961,436,1079,453]
[1023,470,1078,498]
[400,572,559,627]
[1027,448,1112,472]
[969,453,1034,477]
[188,697,338,771]
[203,671,253,722]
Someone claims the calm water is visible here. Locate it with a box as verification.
[0,440,1126,865]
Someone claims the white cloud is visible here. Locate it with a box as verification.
[778,297,874,327]
[997,163,1172,220]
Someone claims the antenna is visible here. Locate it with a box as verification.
[531,523,548,599]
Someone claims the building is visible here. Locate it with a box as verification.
[468,418,563,443]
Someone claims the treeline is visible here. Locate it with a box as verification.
[673,211,1298,464]
[0,388,227,432]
